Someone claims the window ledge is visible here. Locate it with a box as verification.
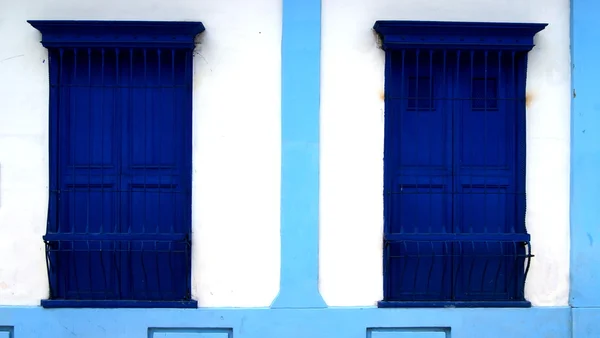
[377,300,531,308]
[41,299,198,309]
[28,20,205,49]
[373,20,547,51]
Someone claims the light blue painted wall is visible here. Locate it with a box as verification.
[0,307,572,338]
[570,0,600,336]
[570,0,600,308]
[271,0,325,309]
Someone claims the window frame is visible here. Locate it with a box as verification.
[374,20,547,308]
[29,20,205,308]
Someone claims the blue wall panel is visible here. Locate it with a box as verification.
[0,327,13,338]
[567,1,600,337]
[368,328,449,338]
[0,307,571,338]
[570,0,600,308]
[271,0,325,308]
[149,328,232,338]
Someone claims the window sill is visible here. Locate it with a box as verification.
[377,300,531,308]
[41,299,198,309]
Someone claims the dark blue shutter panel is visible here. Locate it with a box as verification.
[453,52,520,301]
[52,48,122,300]
[382,47,531,307]
[47,47,193,304]
[386,50,453,301]
[121,49,192,300]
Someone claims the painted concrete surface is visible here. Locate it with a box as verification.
[570,0,600,309]
[0,307,572,338]
[573,308,600,338]
[272,0,325,309]
[319,0,571,307]
[0,0,281,307]
[566,0,600,335]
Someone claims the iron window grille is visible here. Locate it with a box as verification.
[374,21,547,308]
[29,21,205,308]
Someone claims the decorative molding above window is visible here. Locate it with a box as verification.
[373,21,547,51]
[28,20,205,49]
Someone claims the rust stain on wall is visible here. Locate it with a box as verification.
[525,91,535,108]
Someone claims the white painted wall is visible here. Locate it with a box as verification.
[320,0,571,306]
[0,0,281,307]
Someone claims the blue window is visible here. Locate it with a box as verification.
[374,21,546,307]
[29,21,205,308]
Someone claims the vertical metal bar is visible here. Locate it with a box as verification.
[99,240,108,299]
[129,48,134,236]
[69,48,75,235]
[414,49,420,235]
[468,50,474,234]
[427,49,433,234]
[167,241,174,298]
[452,50,461,301]
[87,48,94,295]
[480,241,491,292]
[141,48,149,300]
[115,48,120,234]
[493,240,504,294]
[79,48,88,236]
[412,242,422,299]
[112,239,121,299]
[441,241,450,298]
[398,241,408,296]
[55,48,63,235]
[155,48,163,295]
[70,241,82,299]
[510,51,516,234]
[72,49,80,298]
[183,49,191,298]
[100,48,106,234]
[171,49,176,235]
[113,48,120,234]
[169,49,177,298]
[45,241,54,297]
[510,241,518,296]
[94,50,108,291]
[452,240,463,299]
[498,50,505,233]
[523,241,532,293]
[63,46,82,299]
[128,48,134,298]
[425,240,435,295]
[483,50,488,233]
[143,49,148,235]
[86,239,92,298]
[383,50,392,299]
[157,49,162,234]
[114,48,122,299]
[465,240,476,296]
[441,49,450,299]
[141,242,149,299]
[399,49,405,234]
[155,242,162,297]
[454,49,461,232]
